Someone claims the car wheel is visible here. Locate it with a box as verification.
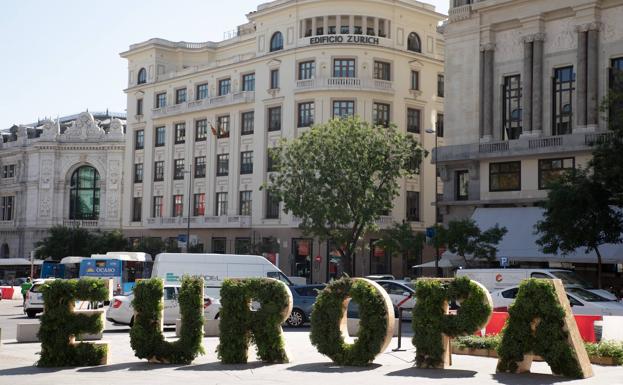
[286,309,305,327]
[26,310,37,318]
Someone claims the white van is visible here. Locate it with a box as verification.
[455,268,617,301]
[151,253,292,298]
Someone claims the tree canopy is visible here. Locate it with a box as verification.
[265,117,426,275]
[376,222,426,277]
[442,219,507,267]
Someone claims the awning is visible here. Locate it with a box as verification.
[457,207,623,264]
[413,258,457,269]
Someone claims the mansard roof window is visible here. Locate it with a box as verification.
[270,32,284,52]
[407,32,422,53]
[137,68,147,84]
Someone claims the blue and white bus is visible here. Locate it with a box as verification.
[79,252,152,294]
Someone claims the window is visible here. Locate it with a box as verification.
[270,31,284,52]
[266,191,280,219]
[193,193,205,216]
[174,159,185,180]
[174,123,185,144]
[218,78,231,96]
[552,66,575,135]
[154,161,164,182]
[373,102,390,127]
[436,113,444,138]
[216,154,229,176]
[137,68,147,84]
[69,166,100,220]
[194,156,206,178]
[410,71,420,91]
[135,130,144,150]
[216,192,228,216]
[406,191,420,222]
[132,197,142,222]
[407,108,421,133]
[456,170,469,201]
[437,74,445,97]
[502,75,522,140]
[267,149,279,172]
[270,69,280,89]
[268,106,282,131]
[172,195,184,217]
[298,102,315,127]
[501,288,519,299]
[195,119,207,141]
[239,191,252,215]
[241,111,254,135]
[489,161,521,192]
[152,196,163,217]
[373,61,391,81]
[298,60,315,80]
[333,100,355,118]
[240,151,253,174]
[136,98,143,116]
[216,115,230,138]
[155,126,165,147]
[134,163,143,183]
[407,32,421,53]
[333,59,356,78]
[212,237,226,254]
[2,165,15,178]
[155,92,166,108]
[538,158,575,189]
[0,196,14,221]
[242,73,255,91]
[235,238,251,254]
[609,58,623,124]
[175,88,187,104]
[196,83,209,100]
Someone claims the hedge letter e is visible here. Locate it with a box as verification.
[412,277,493,369]
[38,278,112,367]
[496,279,593,378]
[217,278,293,364]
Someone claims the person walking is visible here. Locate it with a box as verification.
[20,277,33,306]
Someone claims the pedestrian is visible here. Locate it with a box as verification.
[21,277,33,306]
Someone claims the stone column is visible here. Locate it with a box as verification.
[312,17,317,36]
[576,30,588,128]
[323,16,328,35]
[362,16,367,35]
[349,15,355,34]
[587,27,599,127]
[532,34,545,135]
[481,44,495,140]
[522,39,534,134]
[374,17,380,36]
[336,15,341,34]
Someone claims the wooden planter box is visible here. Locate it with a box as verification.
[452,345,620,366]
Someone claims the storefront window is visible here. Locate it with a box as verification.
[370,240,389,274]
[293,238,312,283]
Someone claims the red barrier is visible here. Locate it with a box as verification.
[1,286,15,299]
[485,312,509,336]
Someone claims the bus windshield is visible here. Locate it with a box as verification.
[550,271,594,289]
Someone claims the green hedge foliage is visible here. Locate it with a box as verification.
[217,278,291,364]
[130,277,205,364]
[412,277,492,368]
[37,278,109,367]
[496,279,584,378]
[310,277,389,366]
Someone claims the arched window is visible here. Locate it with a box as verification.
[0,243,8,258]
[270,32,284,52]
[137,68,147,84]
[69,166,100,220]
[407,32,422,53]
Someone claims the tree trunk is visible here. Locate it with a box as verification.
[341,250,353,277]
[594,246,603,289]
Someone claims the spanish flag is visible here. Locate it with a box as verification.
[210,122,217,136]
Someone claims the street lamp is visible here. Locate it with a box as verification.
[425,126,442,277]
[184,164,193,252]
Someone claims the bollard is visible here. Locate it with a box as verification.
[392,307,409,352]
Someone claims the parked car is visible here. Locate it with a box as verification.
[365,274,396,281]
[376,280,416,319]
[286,284,326,327]
[491,285,623,316]
[106,285,220,326]
[23,278,55,318]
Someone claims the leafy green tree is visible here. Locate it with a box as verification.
[376,222,426,278]
[35,225,93,261]
[131,237,167,257]
[266,117,426,276]
[443,219,507,267]
[91,229,128,254]
[536,170,622,288]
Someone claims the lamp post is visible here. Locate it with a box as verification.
[185,164,193,252]
[425,125,442,277]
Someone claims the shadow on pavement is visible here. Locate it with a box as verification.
[386,367,477,378]
[491,373,574,385]
[287,362,382,373]
[176,361,270,371]
[0,365,66,376]
[78,362,182,372]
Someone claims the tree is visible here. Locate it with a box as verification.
[35,225,93,261]
[131,237,167,257]
[442,219,507,267]
[91,229,128,254]
[376,222,425,278]
[266,117,426,276]
[536,170,622,288]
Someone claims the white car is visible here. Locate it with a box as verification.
[491,285,623,316]
[377,280,416,319]
[106,285,221,326]
[23,279,55,318]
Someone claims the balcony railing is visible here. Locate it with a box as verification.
[152,91,255,119]
[295,77,394,94]
[449,4,472,22]
[63,219,100,228]
[0,220,15,228]
[145,215,251,229]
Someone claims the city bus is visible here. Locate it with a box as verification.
[79,252,152,294]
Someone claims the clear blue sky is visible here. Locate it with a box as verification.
[0,0,448,128]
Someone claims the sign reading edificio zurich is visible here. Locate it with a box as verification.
[309,35,380,45]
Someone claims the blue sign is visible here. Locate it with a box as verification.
[177,234,187,243]
[500,257,509,268]
[79,259,122,278]
[426,227,436,238]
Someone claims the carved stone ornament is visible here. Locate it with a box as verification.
[107,118,124,140]
[479,42,496,52]
[575,22,602,33]
[40,119,60,140]
[62,112,104,140]
[522,32,546,43]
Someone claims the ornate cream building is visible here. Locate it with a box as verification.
[0,112,126,258]
[121,0,446,282]
[437,0,623,278]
